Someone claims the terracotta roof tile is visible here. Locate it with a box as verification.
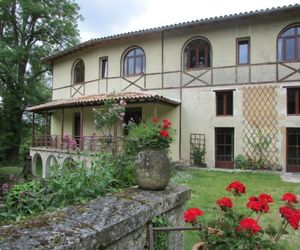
[26,92,180,112]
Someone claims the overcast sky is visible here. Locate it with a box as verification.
[75,0,299,42]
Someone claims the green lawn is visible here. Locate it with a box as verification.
[0,166,22,177]
[172,169,300,250]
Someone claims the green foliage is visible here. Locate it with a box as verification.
[0,152,135,225]
[192,145,206,167]
[234,154,272,171]
[0,0,81,163]
[125,119,174,155]
[94,99,126,136]
[246,128,273,169]
[1,180,48,222]
[151,216,169,250]
[234,155,252,170]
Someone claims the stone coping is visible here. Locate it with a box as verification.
[0,184,190,250]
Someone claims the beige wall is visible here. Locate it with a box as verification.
[48,13,300,170]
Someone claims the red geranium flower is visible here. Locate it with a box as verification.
[237,218,261,234]
[279,206,294,219]
[216,197,233,209]
[258,193,274,203]
[247,196,269,213]
[184,208,204,223]
[287,209,300,230]
[226,181,246,195]
[160,130,169,138]
[281,192,298,204]
[152,117,158,123]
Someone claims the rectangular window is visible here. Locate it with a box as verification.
[237,38,250,65]
[99,57,108,78]
[287,88,300,115]
[216,91,233,116]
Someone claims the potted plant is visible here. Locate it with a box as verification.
[184,181,300,249]
[126,117,175,190]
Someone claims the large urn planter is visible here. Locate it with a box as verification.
[134,149,171,190]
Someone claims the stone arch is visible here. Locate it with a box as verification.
[45,155,58,177]
[32,153,43,177]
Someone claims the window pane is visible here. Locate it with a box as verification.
[127,57,135,75]
[286,38,295,60]
[127,50,135,57]
[135,48,144,56]
[189,49,196,68]
[282,28,295,37]
[226,92,233,115]
[198,48,206,67]
[101,59,108,78]
[135,56,143,74]
[216,93,224,115]
[238,41,249,64]
[298,38,300,59]
[287,88,296,114]
[278,38,283,61]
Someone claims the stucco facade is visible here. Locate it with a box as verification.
[28,5,300,175]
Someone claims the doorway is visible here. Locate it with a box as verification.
[215,128,234,169]
[287,128,300,173]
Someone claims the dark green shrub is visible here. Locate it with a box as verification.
[192,146,206,167]
[234,155,251,170]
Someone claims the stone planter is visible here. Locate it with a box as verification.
[135,149,171,190]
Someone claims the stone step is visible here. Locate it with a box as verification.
[281,173,300,183]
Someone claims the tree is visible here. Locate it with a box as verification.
[0,0,81,163]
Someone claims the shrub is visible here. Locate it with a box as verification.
[234,155,251,170]
[192,145,206,167]
[0,152,135,225]
[125,118,175,155]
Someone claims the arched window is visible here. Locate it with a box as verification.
[123,47,145,76]
[73,59,85,84]
[278,25,300,62]
[184,38,211,69]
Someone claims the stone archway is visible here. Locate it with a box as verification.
[32,153,43,177]
[45,155,58,177]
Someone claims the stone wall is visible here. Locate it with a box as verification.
[0,184,190,250]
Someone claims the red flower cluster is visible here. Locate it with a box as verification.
[281,192,298,204]
[216,197,233,209]
[279,206,294,219]
[226,181,246,195]
[162,119,172,129]
[288,210,300,230]
[246,195,272,213]
[237,218,261,234]
[152,117,158,123]
[160,130,169,138]
[184,208,204,223]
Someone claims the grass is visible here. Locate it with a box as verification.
[172,168,300,250]
[0,166,22,177]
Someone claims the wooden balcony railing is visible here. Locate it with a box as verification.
[32,135,124,153]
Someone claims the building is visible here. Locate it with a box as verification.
[27,4,300,176]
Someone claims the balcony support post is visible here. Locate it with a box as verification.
[61,108,64,149]
[44,111,48,147]
[80,106,84,150]
[32,112,35,146]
